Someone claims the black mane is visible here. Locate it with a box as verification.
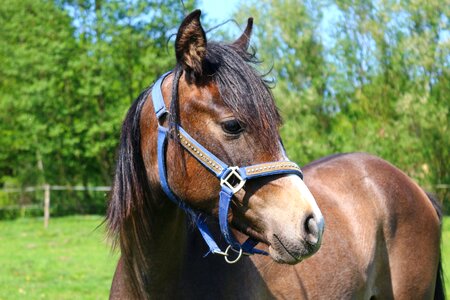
[107,87,153,236]
[106,87,156,297]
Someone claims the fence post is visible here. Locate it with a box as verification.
[44,184,50,228]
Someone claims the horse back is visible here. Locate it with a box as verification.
[281,152,442,299]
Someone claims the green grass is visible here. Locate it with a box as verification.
[0,216,449,299]
[0,216,118,300]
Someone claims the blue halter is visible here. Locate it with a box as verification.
[152,72,304,263]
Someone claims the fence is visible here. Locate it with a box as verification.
[1,183,449,227]
[1,185,111,227]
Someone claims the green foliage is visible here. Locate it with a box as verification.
[0,1,448,213]
[443,216,450,296]
[236,0,450,210]
[0,0,196,210]
[0,0,76,187]
[0,205,44,220]
[0,216,118,299]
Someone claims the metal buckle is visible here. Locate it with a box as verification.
[220,166,246,194]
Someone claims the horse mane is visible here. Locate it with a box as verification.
[106,40,282,298]
[107,86,154,234]
[106,87,157,298]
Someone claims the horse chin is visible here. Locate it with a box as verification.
[267,234,318,265]
[269,248,303,265]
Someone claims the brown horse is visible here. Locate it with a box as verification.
[107,10,444,299]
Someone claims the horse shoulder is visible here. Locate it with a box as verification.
[296,152,440,299]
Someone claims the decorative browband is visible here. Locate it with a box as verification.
[245,162,301,176]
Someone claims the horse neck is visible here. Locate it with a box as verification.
[136,201,190,294]
[117,197,274,299]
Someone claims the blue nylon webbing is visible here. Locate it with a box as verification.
[151,71,172,119]
[157,126,223,255]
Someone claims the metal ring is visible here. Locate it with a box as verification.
[224,245,243,264]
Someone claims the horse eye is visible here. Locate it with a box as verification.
[221,119,244,135]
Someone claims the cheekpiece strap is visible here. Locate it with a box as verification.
[157,126,224,255]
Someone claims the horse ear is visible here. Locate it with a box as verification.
[175,10,207,78]
[232,18,253,51]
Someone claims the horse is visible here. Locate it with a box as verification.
[107,10,444,299]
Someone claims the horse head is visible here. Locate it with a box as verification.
[109,10,324,267]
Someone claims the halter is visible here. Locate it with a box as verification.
[152,72,304,263]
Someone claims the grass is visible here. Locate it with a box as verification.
[0,216,449,299]
[0,216,118,300]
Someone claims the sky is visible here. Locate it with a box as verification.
[197,0,340,49]
[198,0,240,23]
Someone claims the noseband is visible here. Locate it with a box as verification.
[151,72,304,263]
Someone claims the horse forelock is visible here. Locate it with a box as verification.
[207,42,282,153]
[169,42,282,156]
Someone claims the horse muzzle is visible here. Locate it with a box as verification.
[251,175,325,264]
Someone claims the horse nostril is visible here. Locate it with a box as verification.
[304,215,319,245]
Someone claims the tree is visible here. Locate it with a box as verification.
[0,0,77,187]
[236,0,333,162]
[235,0,450,207]
[0,0,197,213]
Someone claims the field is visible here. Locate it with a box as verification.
[0,216,449,299]
[0,216,118,299]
